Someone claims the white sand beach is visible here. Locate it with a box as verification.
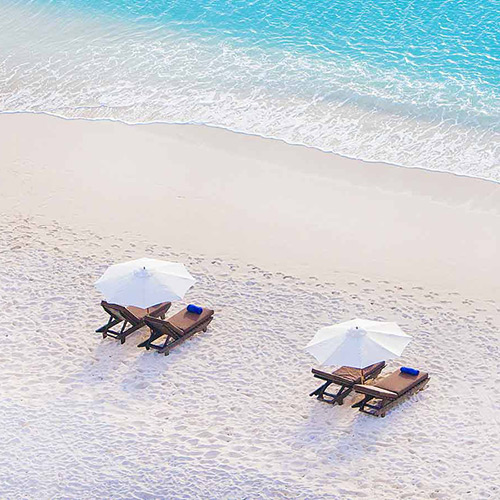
[0,113,499,498]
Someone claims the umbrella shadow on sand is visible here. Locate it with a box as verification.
[294,398,397,468]
[71,327,160,386]
[120,331,209,397]
[73,317,210,400]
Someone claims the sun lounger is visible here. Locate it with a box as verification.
[352,369,429,417]
[309,362,386,405]
[137,306,215,355]
[96,300,171,344]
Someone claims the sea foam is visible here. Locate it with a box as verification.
[0,0,498,180]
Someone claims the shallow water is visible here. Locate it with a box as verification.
[0,0,499,180]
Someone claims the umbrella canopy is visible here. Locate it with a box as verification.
[305,318,412,368]
[95,258,196,309]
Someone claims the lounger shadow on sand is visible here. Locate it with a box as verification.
[352,369,429,417]
[96,300,171,344]
[309,362,386,406]
[137,307,215,355]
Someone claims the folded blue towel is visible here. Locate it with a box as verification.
[400,367,419,376]
[187,304,203,315]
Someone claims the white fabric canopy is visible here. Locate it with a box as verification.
[95,258,196,308]
[305,318,412,368]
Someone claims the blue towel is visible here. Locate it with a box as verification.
[187,304,203,315]
[400,367,419,376]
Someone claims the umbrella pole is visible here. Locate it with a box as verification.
[360,368,365,385]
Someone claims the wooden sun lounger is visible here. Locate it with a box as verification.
[309,361,386,406]
[96,300,171,344]
[352,369,429,417]
[137,307,215,355]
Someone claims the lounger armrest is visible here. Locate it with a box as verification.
[312,370,359,386]
[353,384,398,400]
[311,369,336,381]
[149,318,184,337]
[168,322,184,337]
[149,302,172,317]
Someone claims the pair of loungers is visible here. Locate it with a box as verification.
[97,302,427,416]
[96,301,214,355]
[310,363,429,417]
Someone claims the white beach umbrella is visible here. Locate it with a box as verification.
[305,318,412,378]
[95,258,196,309]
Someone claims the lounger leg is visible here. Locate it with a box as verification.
[157,336,173,355]
[335,386,353,406]
[351,395,373,410]
[137,330,164,349]
[309,380,333,398]
[157,330,197,354]
[137,337,151,349]
[311,382,353,406]
[117,320,128,343]
[117,321,143,344]
[323,385,353,405]
[96,316,122,337]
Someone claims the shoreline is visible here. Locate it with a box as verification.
[1,112,500,300]
[3,109,500,186]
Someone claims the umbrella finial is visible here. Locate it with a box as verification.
[347,326,367,338]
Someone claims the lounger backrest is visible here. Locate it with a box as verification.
[101,301,140,325]
[313,361,385,385]
[147,302,172,318]
[334,361,386,383]
[311,368,354,385]
[144,316,182,339]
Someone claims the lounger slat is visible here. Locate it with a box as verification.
[139,307,215,355]
[374,370,428,396]
[352,370,429,417]
[310,362,385,406]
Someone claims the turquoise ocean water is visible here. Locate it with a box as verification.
[0,0,498,180]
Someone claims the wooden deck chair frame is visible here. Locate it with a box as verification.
[352,375,429,417]
[96,301,171,344]
[309,362,386,406]
[138,314,213,355]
